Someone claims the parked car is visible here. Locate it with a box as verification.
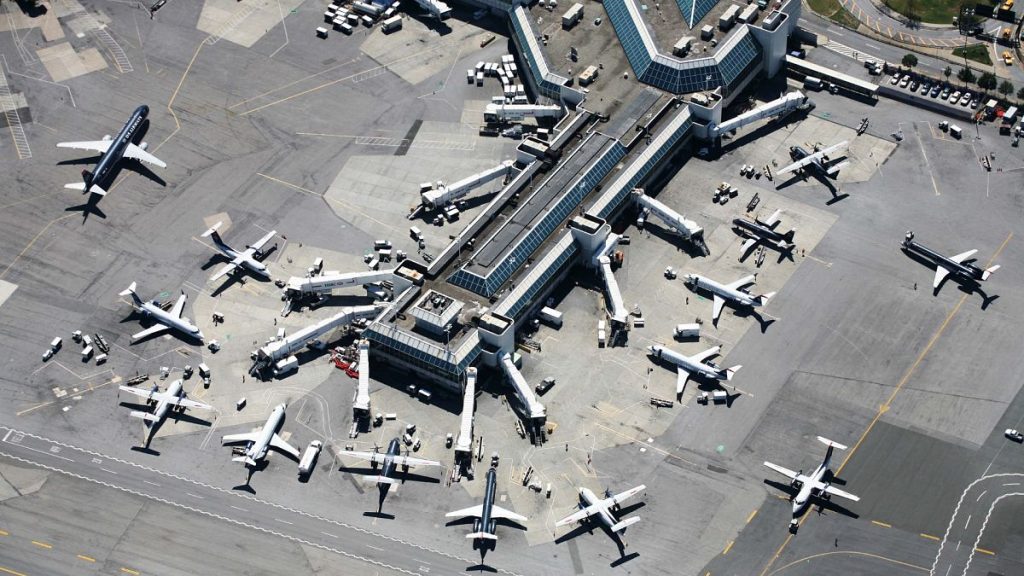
[909,81,919,91]
[940,87,951,99]
[930,85,942,97]
[1006,429,1024,442]
[919,82,931,94]
[959,92,972,106]
[890,73,901,85]
[949,90,961,102]
[900,76,911,88]
[970,99,980,109]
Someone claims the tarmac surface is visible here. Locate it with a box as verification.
[0,1,1022,575]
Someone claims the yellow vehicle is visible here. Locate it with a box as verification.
[1003,27,1012,41]
[1000,0,1013,10]
[1004,51,1014,66]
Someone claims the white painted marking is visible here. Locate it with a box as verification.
[864,42,880,49]
[186,492,205,500]
[101,467,118,475]
[1003,482,1020,486]
[366,544,384,551]
[321,531,338,538]
[276,518,294,525]
[144,480,160,487]
[963,514,971,530]
[230,505,248,512]
[976,490,986,502]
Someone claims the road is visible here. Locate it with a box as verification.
[0,426,520,576]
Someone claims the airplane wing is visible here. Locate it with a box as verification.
[445,504,484,519]
[609,484,646,507]
[123,143,167,168]
[817,140,848,159]
[118,385,159,401]
[763,461,800,481]
[170,293,186,318]
[761,209,783,229]
[949,249,978,264]
[822,484,860,502]
[222,432,260,445]
[775,155,814,176]
[343,451,387,465]
[676,367,691,395]
[269,433,301,459]
[712,295,726,322]
[491,505,528,522]
[56,140,112,154]
[725,274,756,291]
[132,324,168,341]
[739,237,760,259]
[248,229,277,253]
[933,265,952,289]
[691,346,721,364]
[555,505,598,528]
[168,396,213,411]
[209,261,239,283]
[394,455,441,468]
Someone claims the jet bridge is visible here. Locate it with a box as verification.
[500,352,546,433]
[570,215,629,330]
[633,188,708,255]
[421,161,515,209]
[710,91,809,139]
[353,340,371,419]
[251,305,382,375]
[285,269,407,299]
[598,255,628,325]
[455,367,477,463]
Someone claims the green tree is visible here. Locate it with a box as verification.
[944,66,953,82]
[1017,86,1024,100]
[957,67,976,85]
[977,72,998,92]
[902,53,919,68]
[998,80,1014,98]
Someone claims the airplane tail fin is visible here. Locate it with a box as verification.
[201,221,226,247]
[232,456,258,467]
[366,475,397,485]
[725,365,742,381]
[467,532,498,541]
[758,292,776,306]
[610,516,641,534]
[982,264,1000,281]
[129,411,158,422]
[119,282,143,306]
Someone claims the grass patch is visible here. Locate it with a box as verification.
[880,0,960,24]
[807,0,862,29]
[952,43,993,66]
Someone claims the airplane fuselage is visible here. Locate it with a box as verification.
[379,438,402,481]
[89,105,149,191]
[579,487,617,530]
[732,218,793,249]
[477,467,498,536]
[902,239,985,281]
[684,274,760,309]
[647,345,726,381]
[789,145,828,177]
[792,462,829,514]
[212,242,270,278]
[246,403,287,462]
[150,378,184,425]
[138,301,202,339]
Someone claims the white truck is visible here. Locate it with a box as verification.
[298,440,323,476]
[381,15,402,32]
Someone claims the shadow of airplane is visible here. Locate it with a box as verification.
[554,501,645,559]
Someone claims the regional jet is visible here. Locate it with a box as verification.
[646,344,741,395]
[555,484,645,535]
[201,221,276,283]
[57,105,166,198]
[775,141,849,180]
[733,209,796,260]
[119,282,203,343]
[446,467,527,546]
[901,231,1000,290]
[763,436,860,531]
[221,403,300,467]
[344,437,441,487]
[683,273,775,324]
[119,379,213,446]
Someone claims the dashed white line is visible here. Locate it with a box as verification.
[231,505,248,512]
[101,467,118,475]
[321,531,338,538]
[976,490,987,502]
[963,514,971,530]
[1003,482,1020,487]
[186,492,205,500]
[276,518,294,525]
[366,544,384,551]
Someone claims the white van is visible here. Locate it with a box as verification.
[949,124,963,139]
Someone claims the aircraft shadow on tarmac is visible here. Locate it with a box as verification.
[774,167,849,205]
[730,306,776,334]
[901,248,999,309]
[643,223,709,259]
[554,501,645,563]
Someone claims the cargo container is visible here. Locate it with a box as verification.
[382,14,402,32]
[562,2,584,28]
[351,1,381,16]
[538,306,563,327]
[673,323,701,339]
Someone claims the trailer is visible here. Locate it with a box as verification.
[298,441,323,476]
[381,14,402,32]
[561,2,583,28]
[538,307,563,328]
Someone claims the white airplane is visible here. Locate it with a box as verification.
[775,141,849,179]
[555,485,645,534]
[344,437,441,486]
[683,273,775,324]
[221,403,300,467]
[763,436,860,529]
[201,221,276,283]
[646,344,741,395]
[118,379,213,445]
[119,282,203,343]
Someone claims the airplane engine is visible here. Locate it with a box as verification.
[488,519,496,534]
[472,519,481,533]
[102,134,112,141]
[140,142,149,150]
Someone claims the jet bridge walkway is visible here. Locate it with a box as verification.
[455,367,477,463]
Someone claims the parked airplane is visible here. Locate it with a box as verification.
[776,141,849,180]
[555,484,645,535]
[763,436,860,530]
[201,221,275,283]
[647,344,741,394]
[119,379,213,445]
[683,273,775,324]
[57,105,166,197]
[119,282,203,343]
[344,437,441,487]
[446,467,527,544]
[901,231,1000,289]
[221,403,300,467]
[733,209,796,259]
